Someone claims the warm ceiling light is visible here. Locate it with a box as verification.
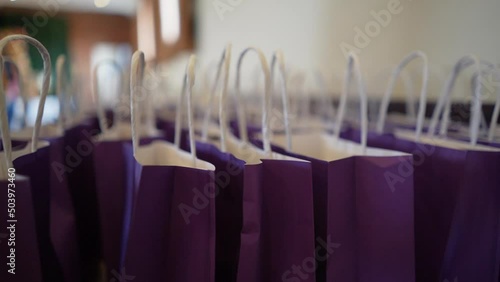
[10,0,16,2]
[94,0,111,8]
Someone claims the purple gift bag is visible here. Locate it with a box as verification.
[436,66,500,149]
[425,56,500,282]
[88,49,170,280]
[195,141,245,282]
[0,179,42,282]
[14,136,81,282]
[53,54,104,280]
[225,48,315,282]
[0,143,41,281]
[0,35,80,282]
[214,135,316,282]
[122,143,216,282]
[347,130,500,282]
[258,52,415,282]
[62,117,102,280]
[178,45,244,282]
[236,152,315,282]
[92,120,164,278]
[124,53,216,281]
[344,54,500,282]
[326,55,415,282]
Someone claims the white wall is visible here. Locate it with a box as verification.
[194,0,500,103]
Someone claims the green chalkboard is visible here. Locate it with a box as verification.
[0,12,71,94]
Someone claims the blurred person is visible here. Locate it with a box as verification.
[3,60,25,130]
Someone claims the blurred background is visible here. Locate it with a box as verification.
[1,0,500,126]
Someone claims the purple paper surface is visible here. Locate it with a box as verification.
[123,146,216,282]
[343,128,500,282]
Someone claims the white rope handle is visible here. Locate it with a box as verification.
[488,69,500,141]
[401,70,417,120]
[130,51,145,156]
[0,56,12,171]
[468,70,495,139]
[439,60,494,138]
[0,35,51,168]
[333,52,368,153]
[235,47,272,154]
[489,99,500,142]
[92,59,125,134]
[173,55,198,162]
[480,110,488,138]
[173,55,198,165]
[376,51,429,140]
[174,71,187,149]
[186,55,197,166]
[428,57,489,138]
[56,55,67,131]
[216,45,232,152]
[202,44,232,142]
[270,50,291,151]
[428,55,483,145]
[466,68,500,142]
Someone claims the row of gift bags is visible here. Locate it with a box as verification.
[0,34,499,282]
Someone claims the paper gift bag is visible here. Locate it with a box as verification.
[344,55,500,282]
[224,47,315,282]
[0,35,80,282]
[260,52,415,282]
[123,52,216,282]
